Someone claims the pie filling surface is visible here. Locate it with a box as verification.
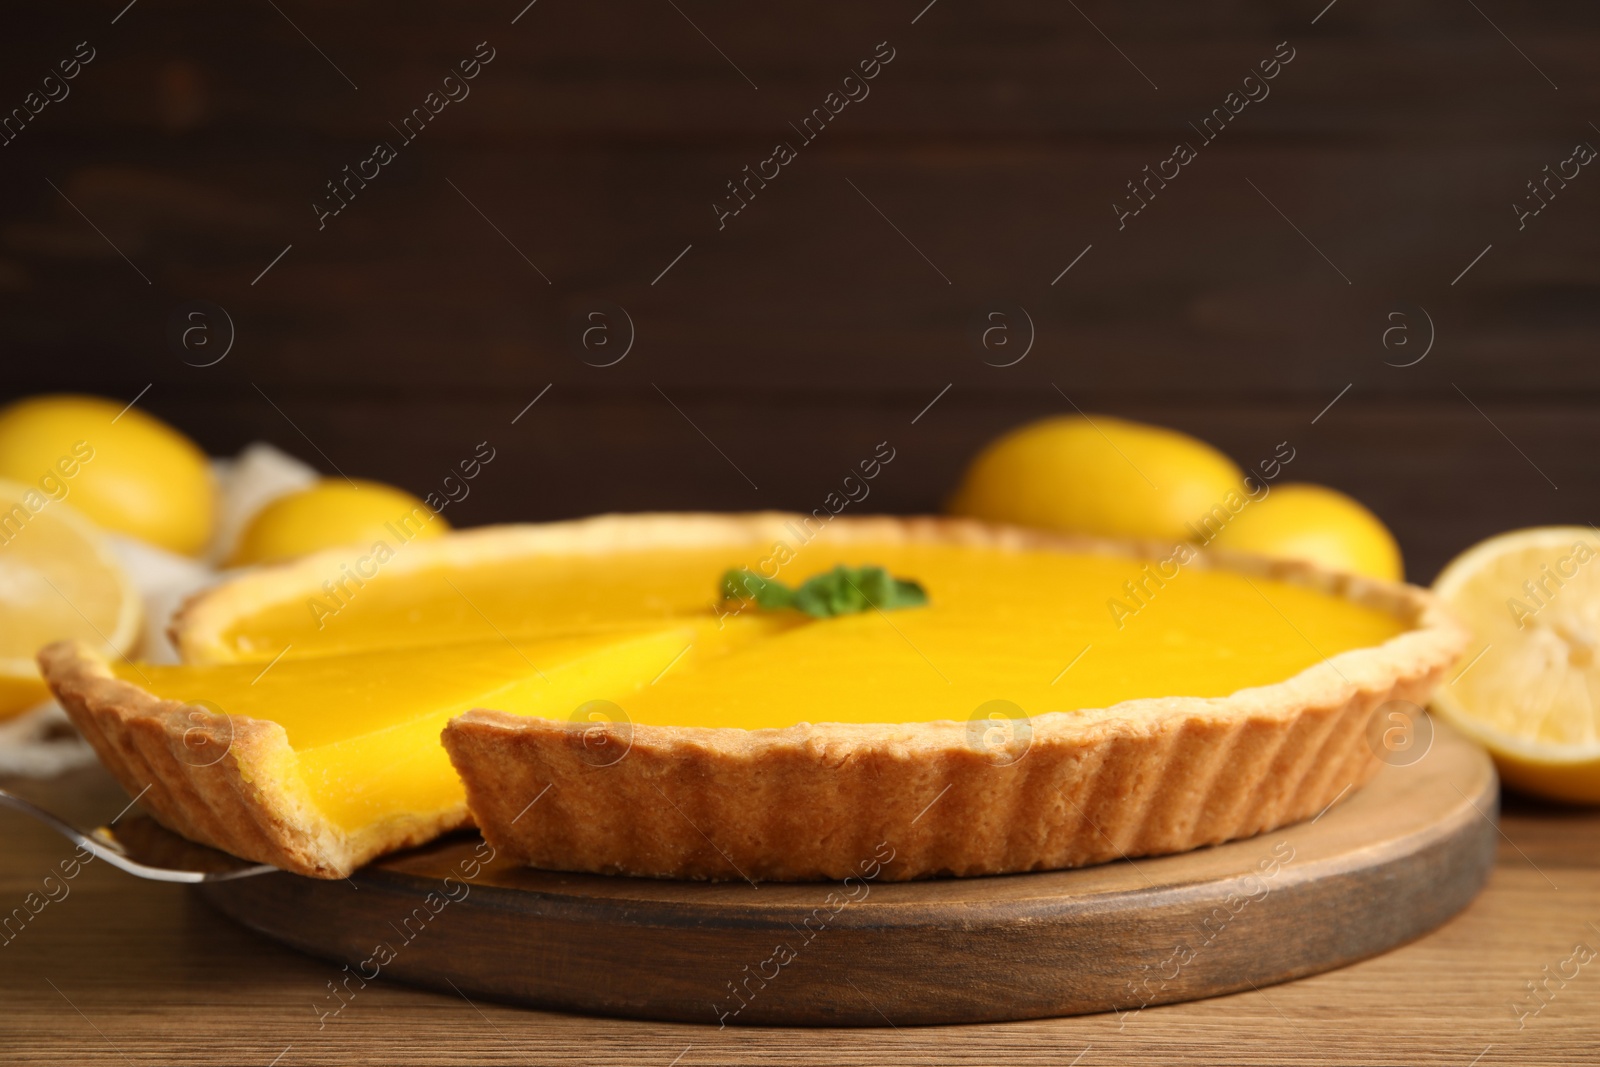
[121,541,1406,835]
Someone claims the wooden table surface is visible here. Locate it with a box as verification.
[1,763,1595,1066]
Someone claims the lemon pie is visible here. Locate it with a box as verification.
[43,514,1467,881]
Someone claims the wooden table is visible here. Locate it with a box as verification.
[2,764,1595,1066]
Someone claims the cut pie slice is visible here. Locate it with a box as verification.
[51,514,1469,882]
[41,626,705,876]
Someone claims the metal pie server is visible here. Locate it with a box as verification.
[0,786,275,882]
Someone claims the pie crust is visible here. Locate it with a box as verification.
[43,513,1468,882]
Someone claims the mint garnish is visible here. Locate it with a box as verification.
[720,565,928,618]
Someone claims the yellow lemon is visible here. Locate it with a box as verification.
[1431,526,1600,804]
[0,478,141,718]
[948,414,1244,542]
[229,479,448,567]
[0,394,214,556]
[1208,483,1402,582]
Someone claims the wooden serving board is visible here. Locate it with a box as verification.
[199,719,1497,1027]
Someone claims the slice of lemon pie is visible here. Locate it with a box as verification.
[43,514,1467,881]
[43,627,714,876]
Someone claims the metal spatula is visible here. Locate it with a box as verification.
[0,786,275,882]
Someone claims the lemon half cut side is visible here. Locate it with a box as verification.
[0,478,142,717]
[1431,526,1600,803]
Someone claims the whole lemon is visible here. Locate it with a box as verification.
[0,394,214,556]
[1209,483,1402,581]
[229,478,447,567]
[948,415,1244,542]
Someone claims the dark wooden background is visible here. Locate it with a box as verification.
[2,0,1595,580]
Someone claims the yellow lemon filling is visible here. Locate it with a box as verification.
[118,628,700,831]
[120,542,1405,834]
[207,542,1402,674]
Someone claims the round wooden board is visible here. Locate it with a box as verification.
[200,718,1497,1027]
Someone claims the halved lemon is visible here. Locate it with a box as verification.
[1431,526,1600,803]
[0,478,142,717]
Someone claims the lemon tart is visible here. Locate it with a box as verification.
[43,514,1467,881]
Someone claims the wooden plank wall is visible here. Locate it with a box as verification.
[0,0,1595,578]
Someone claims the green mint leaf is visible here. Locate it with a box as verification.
[842,565,928,612]
[721,564,927,618]
[794,567,866,617]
